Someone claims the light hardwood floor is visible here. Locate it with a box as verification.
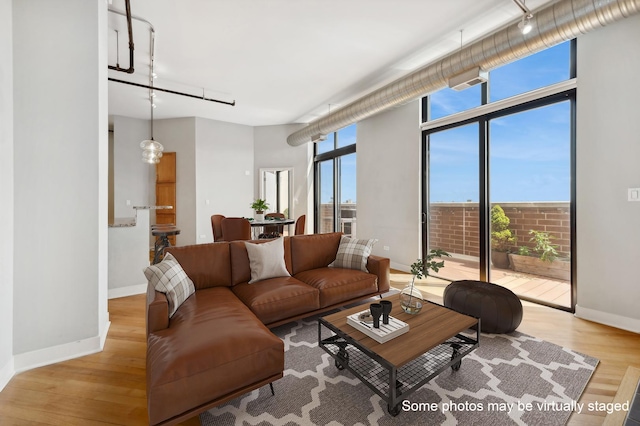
[0,281,638,425]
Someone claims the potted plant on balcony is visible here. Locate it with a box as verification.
[490,205,515,269]
[508,230,570,280]
[250,198,269,221]
[401,249,451,314]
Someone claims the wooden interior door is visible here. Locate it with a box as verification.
[156,152,177,245]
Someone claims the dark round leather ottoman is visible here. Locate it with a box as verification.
[443,280,523,334]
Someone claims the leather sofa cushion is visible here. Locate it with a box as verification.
[165,243,231,290]
[230,238,293,285]
[232,277,319,325]
[147,287,283,425]
[295,267,378,308]
[290,232,342,275]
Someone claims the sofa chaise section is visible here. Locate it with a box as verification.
[147,286,284,425]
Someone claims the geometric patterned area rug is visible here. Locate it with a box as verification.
[200,316,598,426]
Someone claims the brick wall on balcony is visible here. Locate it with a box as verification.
[429,202,570,258]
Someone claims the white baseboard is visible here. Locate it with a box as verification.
[0,357,15,392]
[14,319,111,374]
[108,283,147,299]
[575,304,640,334]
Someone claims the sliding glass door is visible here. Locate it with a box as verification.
[426,123,480,281]
[422,40,575,311]
[317,160,334,234]
[314,125,357,235]
[489,101,572,308]
[423,96,574,310]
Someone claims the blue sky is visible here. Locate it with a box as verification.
[430,41,571,203]
[320,41,571,204]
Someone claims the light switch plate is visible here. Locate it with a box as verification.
[628,188,640,201]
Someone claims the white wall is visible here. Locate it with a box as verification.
[96,0,109,348]
[254,124,312,233]
[108,209,150,298]
[357,101,421,270]
[154,118,197,246]
[12,0,109,369]
[0,0,14,390]
[575,14,640,332]
[195,117,255,243]
[112,115,152,218]
[112,116,256,246]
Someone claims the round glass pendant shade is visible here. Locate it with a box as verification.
[140,139,164,164]
[142,150,162,164]
[140,139,164,152]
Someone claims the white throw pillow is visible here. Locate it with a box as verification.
[244,238,291,284]
[330,236,378,272]
[144,253,195,318]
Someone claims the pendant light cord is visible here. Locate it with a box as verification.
[149,30,155,140]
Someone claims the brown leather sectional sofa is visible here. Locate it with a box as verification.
[145,232,390,425]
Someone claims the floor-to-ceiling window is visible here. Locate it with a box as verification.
[423,40,575,311]
[315,124,357,236]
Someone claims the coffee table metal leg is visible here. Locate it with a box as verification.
[388,367,402,416]
[335,346,349,370]
[451,343,462,371]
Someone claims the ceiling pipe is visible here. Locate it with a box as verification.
[107,5,235,107]
[287,0,640,146]
[108,77,236,106]
[108,0,135,74]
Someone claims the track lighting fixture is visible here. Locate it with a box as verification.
[519,14,533,34]
[310,134,327,143]
[512,0,534,35]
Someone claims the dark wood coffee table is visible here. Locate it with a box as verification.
[318,293,479,416]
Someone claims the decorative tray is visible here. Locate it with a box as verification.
[346,310,409,344]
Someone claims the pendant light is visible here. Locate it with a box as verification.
[140,98,163,164]
[140,31,163,164]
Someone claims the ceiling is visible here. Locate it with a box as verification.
[107,0,555,127]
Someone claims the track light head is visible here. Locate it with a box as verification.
[310,134,327,143]
[519,14,533,34]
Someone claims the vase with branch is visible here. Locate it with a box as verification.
[400,248,451,314]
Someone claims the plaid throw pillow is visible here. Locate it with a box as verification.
[330,236,378,272]
[144,253,195,318]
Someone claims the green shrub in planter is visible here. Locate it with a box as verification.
[490,205,515,252]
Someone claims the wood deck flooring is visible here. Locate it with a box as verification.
[420,256,572,308]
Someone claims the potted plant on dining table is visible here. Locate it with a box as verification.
[250,198,269,221]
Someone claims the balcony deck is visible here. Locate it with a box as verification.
[390,256,571,309]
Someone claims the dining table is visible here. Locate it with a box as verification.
[248,217,295,238]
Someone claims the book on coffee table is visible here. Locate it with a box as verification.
[346,309,409,344]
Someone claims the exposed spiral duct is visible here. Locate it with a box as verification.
[287,0,640,146]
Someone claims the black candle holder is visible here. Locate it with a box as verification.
[380,300,392,325]
[370,303,383,328]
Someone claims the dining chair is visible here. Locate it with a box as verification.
[259,212,285,239]
[221,217,251,241]
[211,214,225,241]
[294,214,306,235]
